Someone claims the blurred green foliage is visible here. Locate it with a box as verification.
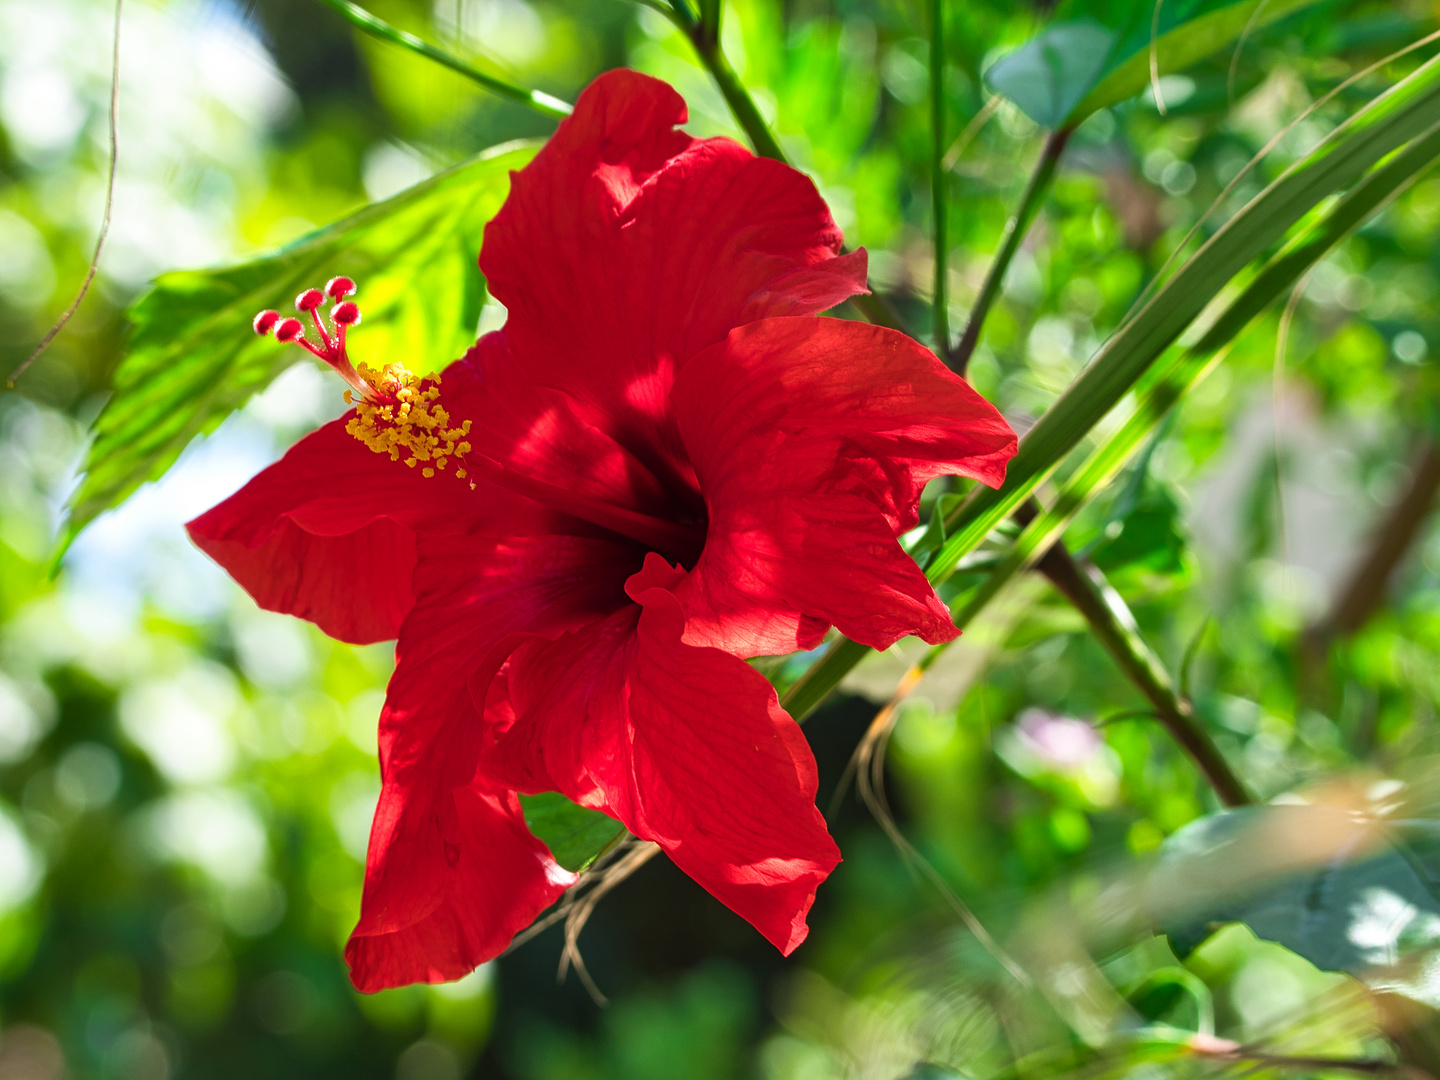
[5,0,1440,1077]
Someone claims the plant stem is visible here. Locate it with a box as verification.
[315,0,572,118]
[1036,544,1251,806]
[930,0,950,358]
[669,1,785,161]
[952,126,1073,375]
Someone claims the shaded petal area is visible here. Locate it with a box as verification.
[346,527,640,991]
[185,417,457,644]
[477,69,866,510]
[670,317,1018,655]
[487,556,839,954]
[453,333,700,539]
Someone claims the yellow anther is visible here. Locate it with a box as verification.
[345,361,473,483]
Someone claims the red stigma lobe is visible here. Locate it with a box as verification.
[252,277,375,403]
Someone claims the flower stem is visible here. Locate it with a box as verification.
[952,126,1073,375]
[1035,542,1251,807]
[314,0,572,118]
[930,0,950,358]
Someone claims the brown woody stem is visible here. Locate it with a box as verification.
[1036,542,1251,806]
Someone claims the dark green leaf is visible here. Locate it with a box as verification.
[519,792,627,873]
[1125,967,1214,1032]
[1153,807,1440,976]
[984,20,1115,130]
[985,0,1319,128]
[65,140,539,547]
[1091,491,1186,575]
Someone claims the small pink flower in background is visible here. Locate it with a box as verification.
[1014,708,1103,772]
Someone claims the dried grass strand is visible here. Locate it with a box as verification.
[503,836,661,1006]
[842,663,1032,986]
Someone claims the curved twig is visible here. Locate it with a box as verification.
[8,0,123,389]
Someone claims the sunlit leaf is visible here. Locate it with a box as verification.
[64,140,539,548]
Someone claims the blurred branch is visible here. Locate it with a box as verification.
[314,0,573,117]
[1306,437,1440,648]
[8,0,122,390]
[930,0,950,357]
[951,126,1072,375]
[1036,541,1252,807]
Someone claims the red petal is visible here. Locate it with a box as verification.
[185,418,450,644]
[474,70,865,511]
[346,528,641,990]
[487,558,840,954]
[670,317,1018,654]
[345,787,574,993]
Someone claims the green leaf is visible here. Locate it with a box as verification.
[64,139,539,548]
[1153,807,1440,976]
[1125,967,1214,1034]
[985,0,1319,128]
[519,792,627,874]
[1091,489,1186,575]
[985,20,1116,131]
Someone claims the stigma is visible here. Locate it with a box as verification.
[253,278,472,483]
[254,277,374,403]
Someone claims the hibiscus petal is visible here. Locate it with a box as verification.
[345,787,574,993]
[488,557,840,954]
[669,317,1018,655]
[185,417,450,644]
[475,69,866,512]
[347,528,641,990]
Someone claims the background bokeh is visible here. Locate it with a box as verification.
[3,0,1440,1076]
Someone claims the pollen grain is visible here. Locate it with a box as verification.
[344,361,473,479]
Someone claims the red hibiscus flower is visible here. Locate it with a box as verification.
[186,69,1016,993]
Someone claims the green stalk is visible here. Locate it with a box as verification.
[930,0,950,357]
[781,73,1440,722]
[695,38,786,161]
[315,0,572,118]
[666,1,784,161]
[952,127,1072,375]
